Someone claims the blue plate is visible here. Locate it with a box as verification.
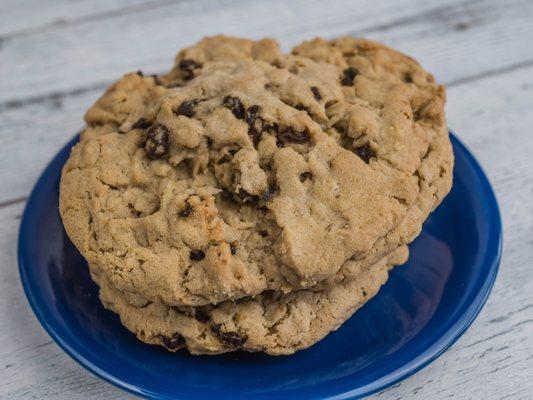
[19,132,502,400]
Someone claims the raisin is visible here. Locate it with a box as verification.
[403,72,413,83]
[221,188,260,205]
[354,143,376,163]
[189,249,205,261]
[132,117,151,130]
[249,124,263,146]
[179,200,193,217]
[211,324,247,347]
[277,127,310,144]
[235,295,253,304]
[176,99,198,117]
[159,333,185,350]
[151,74,163,86]
[362,288,367,297]
[266,122,279,134]
[179,59,201,80]
[144,124,170,159]
[223,96,245,119]
[230,241,237,255]
[299,172,313,182]
[245,105,264,145]
[341,67,358,86]
[236,189,260,205]
[248,115,263,130]
[128,204,141,217]
[165,82,183,89]
[220,189,234,201]
[310,86,322,101]
[136,70,144,77]
[261,184,279,203]
[194,309,210,323]
[259,230,268,237]
[244,105,260,124]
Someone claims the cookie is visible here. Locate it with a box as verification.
[59,36,452,307]
[94,246,408,355]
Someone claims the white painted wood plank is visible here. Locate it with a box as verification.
[0,0,159,37]
[0,0,475,104]
[2,0,532,106]
[375,63,533,400]
[0,202,133,399]
[0,89,99,205]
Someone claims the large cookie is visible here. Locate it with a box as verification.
[59,36,452,306]
[95,246,408,355]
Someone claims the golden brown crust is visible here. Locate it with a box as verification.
[95,247,408,355]
[59,35,453,308]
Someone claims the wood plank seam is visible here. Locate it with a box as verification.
[0,196,28,209]
[347,0,484,37]
[0,82,109,113]
[2,53,532,115]
[0,0,181,41]
[1,0,532,113]
[446,58,533,87]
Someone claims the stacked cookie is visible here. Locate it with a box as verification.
[59,36,453,355]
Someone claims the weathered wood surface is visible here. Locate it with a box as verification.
[0,0,532,398]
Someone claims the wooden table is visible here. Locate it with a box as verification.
[1,0,532,398]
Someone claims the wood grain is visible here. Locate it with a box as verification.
[0,0,532,399]
[1,0,516,104]
[0,0,161,38]
[376,64,533,400]
[0,203,129,400]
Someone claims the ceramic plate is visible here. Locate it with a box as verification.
[19,132,502,399]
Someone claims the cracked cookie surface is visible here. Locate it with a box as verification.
[94,246,408,355]
[59,35,452,307]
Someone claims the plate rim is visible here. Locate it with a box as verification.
[18,131,502,400]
